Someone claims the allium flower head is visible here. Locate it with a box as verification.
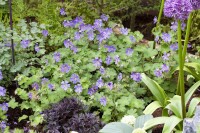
[0,70,3,80]
[70,74,80,84]
[190,0,200,10]
[131,72,141,82]
[100,96,107,106]
[121,115,136,126]
[21,40,30,48]
[53,52,61,62]
[164,0,193,20]
[60,63,71,73]
[61,81,70,91]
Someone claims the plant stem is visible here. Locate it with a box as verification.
[157,0,165,26]
[177,20,186,119]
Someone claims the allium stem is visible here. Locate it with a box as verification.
[177,20,186,119]
[157,0,165,25]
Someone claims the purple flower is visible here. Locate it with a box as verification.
[88,86,98,96]
[41,78,49,85]
[107,82,113,90]
[60,63,71,73]
[153,16,157,24]
[170,43,178,51]
[93,57,102,68]
[63,20,73,27]
[105,56,112,65]
[164,0,193,20]
[0,70,3,80]
[74,84,82,94]
[171,21,186,31]
[48,84,54,90]
[161,33,171,43]
[73,17,83,25]
[130,72,142,82]
[114,55,120,65]
[20,40,30,48]
[101,14,109,21]
[154,69,163,77]
[104,45,116,53]
[187,43,192,48]
[117,73,123,81]
[87,30,94,41]
[96,77,104,88]
[97,28,113,43]
[42,30,48,37]
[190,0,200,10]
[53,52,61,62]
[64,39,72,48]
[120,28,128,35]
[0,103,8,111]
[60,8,66,15]
[34,44,40,53]
[126,48,133,56]
[32,82,39,90]
[0,121,6,131]
[130,35,136,43]
[161,64,170,72]
[0,86,6,96]
[70,45,78,54]
[79,24,93,32]
[100,96,107,106]
[154,36,159,42]
[74,31,83,40]
[70,74,80,84]
[61,81,70,91]
[100,67,105,74]
[28,92,32,99]
[94,19,103,28]
[162,52,170,61]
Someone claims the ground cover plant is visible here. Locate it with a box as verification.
[0,0,200,132]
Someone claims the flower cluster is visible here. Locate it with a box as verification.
[121,115,136,126]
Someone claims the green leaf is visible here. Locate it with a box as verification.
[141,73,168,107]
[144,117,169,130]
[166,95,182,118]
[162,116,182,133]
[18,115,28,122]
[187,97,200,117]
[8,98,18,109]
[134,115,153,129]
[143,101,162,115]
[99,122,134,133]
[184,66,200,81]
[185,81,200,104]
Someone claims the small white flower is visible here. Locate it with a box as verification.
[132,128,147,133]
[70,131,79,133]
[121,115,136,126]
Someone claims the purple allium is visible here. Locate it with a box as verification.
[164,0,193,20]
[153,16,157,24]
[48,84,54,90]
[130,35,136,43]
[100,14,109,21]
[100,67,105,74]
[104,45,116,53]
[96,77,104,88]
[28,92,32,99]
[0,103,8,111]
[32,82,39,90]
[70,74,80,84]
[20,40,30,48]
[170,43,178,51]
[61,81,70,91]
[107,82,113,90]
[60,63,71,73]
[64,39,72,48]
[130,72,142,82]
[162,52,170,61]
[74,84,82,94]
[161,64,170,72]
[60,8,66,15]
[117,73,123,81]
[53,52,61,62]
[42,30,48,37]
[100,96,107,106]
[74,31,83,40]
[190,0,200,10]
[120,28,128,35]
[94,19,103,28]
[0,121,6,131]
[0,70,3,80]
[126,48,133,56]
[105,56,112,65]
[161,33,171,43]
[88,85,98,96]
[34,44,40,53]
[87,30,94,41]
[92,57,102,68]
[154,69,163,77]
[114,55,120,65]
[41,78,49,85]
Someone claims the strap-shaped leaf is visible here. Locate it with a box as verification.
[163,116,182,133]
[184,66,200,81]
[166,95,182,118]
[141,73,168,107]
[143,101,162,115]
[187,97,200,117]
[143,117,169,130]
[185,62,200,72]
[185,81,200,104]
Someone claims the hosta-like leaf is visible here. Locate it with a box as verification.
[143,101,162,115]
[143,117,169,130]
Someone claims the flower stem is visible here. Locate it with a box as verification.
[157,0,165,25]
[177,20,186,119]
